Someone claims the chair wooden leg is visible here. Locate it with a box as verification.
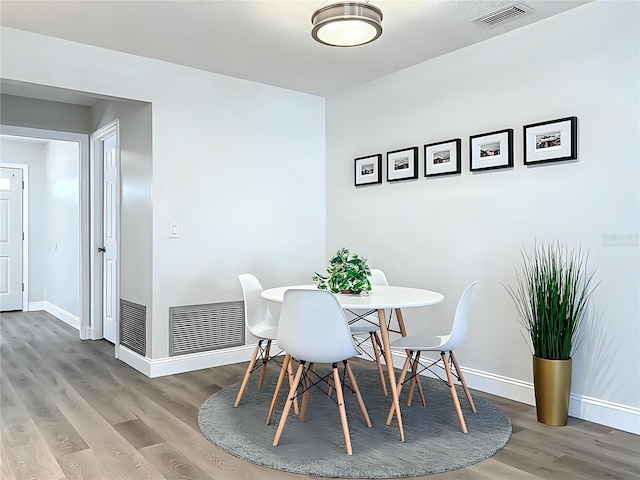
[415,354,426,408]
[332,366,353,455]
[450,351,476,413]
[395,308,421,407]
[410,351,426,407]
[373,331,384,357]
[345,361,371,427]
[407,351,425,407]
[300,363,313,422]
[273,362,305,447]
[258,340,271,390]
[442,352,467,433]
[234,341,261,407]
[370,333,387,396]
[287,359,300,415]
[386,352,413,424]
[326,362,334,396]
[266,353,290,424]
[407,354,416,407]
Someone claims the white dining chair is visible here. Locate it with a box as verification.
[344,268,392,396]
[386,282,478,433]
[235,274,296,411]
[270,289,372,456]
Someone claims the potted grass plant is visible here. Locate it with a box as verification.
[312,247,372,295]
[506,241,599,426]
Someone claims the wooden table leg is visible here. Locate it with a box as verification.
[379,309,405,442]
[394,308,408,337]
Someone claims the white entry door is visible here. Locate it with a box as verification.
[102,133,118,343]
[0,167,23,311]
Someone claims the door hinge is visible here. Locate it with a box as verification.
[22,181,25,189]
[22,283,24,292]
[22,232,25,241]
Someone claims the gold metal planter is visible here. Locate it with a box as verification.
[533,356,572,426]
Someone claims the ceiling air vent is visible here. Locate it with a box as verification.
[471,3,534,28]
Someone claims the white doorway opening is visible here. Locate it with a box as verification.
[0,125,91,338]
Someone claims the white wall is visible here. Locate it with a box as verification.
[0,27,326,360]
[149,72,326,358]
[44,140,80,317]
[326,0,639,427]
[0,137,46,302]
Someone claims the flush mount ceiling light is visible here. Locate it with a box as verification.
[311,2,383,47]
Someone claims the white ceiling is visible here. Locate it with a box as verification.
[1,0,590,98]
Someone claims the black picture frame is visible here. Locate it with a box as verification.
[523,116,577,165]
[424,139,462,177]
[354,154,382,186]
[387,147,418,182]
[469,128,514,172]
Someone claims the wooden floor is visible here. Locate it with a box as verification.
[1,311,638,480]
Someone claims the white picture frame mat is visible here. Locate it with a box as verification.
[426,140,458,175]
[525,119,574,163]
[471,131,509,169]
[388,150,416,180]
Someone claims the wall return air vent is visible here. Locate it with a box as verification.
[471,2,534,28]
[169,301,245,356]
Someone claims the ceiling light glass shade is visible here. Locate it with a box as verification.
[311,2,383,47]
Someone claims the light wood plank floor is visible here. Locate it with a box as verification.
[1,310,638,480]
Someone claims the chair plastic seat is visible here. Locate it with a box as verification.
[250,324,278,341]
[390,334,450,351]
[349,323,379,335]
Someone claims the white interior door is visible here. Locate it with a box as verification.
[0,167,23,311]
[102,133,118,343]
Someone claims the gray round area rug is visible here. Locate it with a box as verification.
[198,367,511,478]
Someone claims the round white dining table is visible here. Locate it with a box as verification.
[261,284,444,442]
[261,284,443,310]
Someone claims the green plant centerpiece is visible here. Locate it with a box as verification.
[312,247,372,295]
[506,241,599,426]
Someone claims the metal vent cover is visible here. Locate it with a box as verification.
[169,301,245,356]
[471,2,534,28]
[120,300,146,356]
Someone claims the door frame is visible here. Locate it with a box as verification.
[0,125,91,338]
[0,163,28,311]
[89,120,120,348]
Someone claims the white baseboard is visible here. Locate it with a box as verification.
[29,301,80,330]
[117,343,258,378]
[569,393,640,435]
[355,341,640,435]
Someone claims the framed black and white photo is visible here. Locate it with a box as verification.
[424,139,462,177]
[354,154,382,186]
[523,116,577,165]
[469,128,514,172]
[387,147,418,182]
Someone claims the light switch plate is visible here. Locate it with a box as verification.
[170,224,180,238]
